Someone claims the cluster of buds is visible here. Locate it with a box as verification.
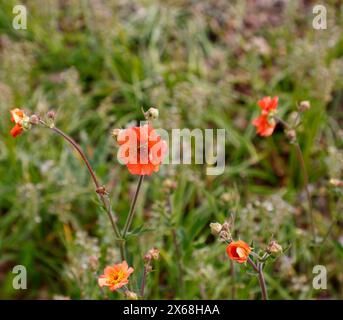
[143,107,159,121]
[210,221,232,242]
[144,247,160,273]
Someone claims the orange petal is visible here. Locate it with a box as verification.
[10,124,23,138]
[98,276,108,287]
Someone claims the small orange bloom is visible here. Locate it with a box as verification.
[226,240,252,264]
[117,124,167,175]
[252,96,278,137]
[98,261,134,291]
[10,108,28,138]
[258,96,278,114]
[252,114,276,137]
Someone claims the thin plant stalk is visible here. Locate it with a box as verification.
[171,228,185,298]
[140,266,148,298]
[293,142,315,238]
[41,122,125,260]
[247,256,268,300]
[122,175,144,238]
[274,115,315,239]
[257,262,268,300]
[230,260,236,299]
[167,194,185,298]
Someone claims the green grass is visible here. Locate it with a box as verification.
[0,0,342,299]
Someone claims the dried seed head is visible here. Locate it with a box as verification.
[299,101,311,112]
[144,107,159,120]
[210,222,222,236]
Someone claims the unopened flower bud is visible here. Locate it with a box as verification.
[144,107,159,120]
[299,101,310,112]
[267,240,283,256]
[29,114,39,125]
[47,110,56,119]
[210,222,222,236]
[124,290,138,300]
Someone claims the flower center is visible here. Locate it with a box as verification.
[236,247,246,258]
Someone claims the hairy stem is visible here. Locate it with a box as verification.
[44,123,124,260]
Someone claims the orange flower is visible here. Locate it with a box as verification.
[258,96,278,114]
[252,96,278,137]
[98,261,134,291]
[226,240,252,264]
[117,124,167,175]
[10,108,29,138]
[252,114,276,137]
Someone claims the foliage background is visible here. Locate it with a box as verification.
[0,0,342,299]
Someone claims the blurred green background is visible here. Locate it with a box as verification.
[0,0,342,299]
